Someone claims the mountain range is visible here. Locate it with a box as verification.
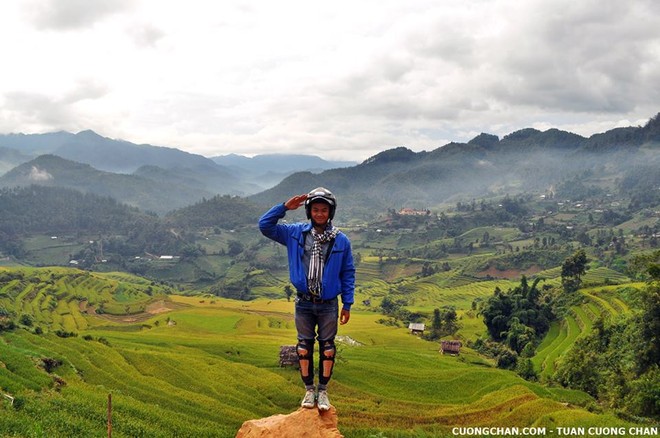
[250,114,660,218]
[0,131,356,214]
[211,153,356,189]
[1,113,659,217]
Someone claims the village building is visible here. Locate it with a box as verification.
[440,340,462,355]
[408,323,425,335]
[399,208,430,216]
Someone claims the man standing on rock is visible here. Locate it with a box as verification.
[259,187,355,411]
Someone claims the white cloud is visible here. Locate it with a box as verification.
[0,0,659,161]
[29,166,53,181]
[23,0,133,30]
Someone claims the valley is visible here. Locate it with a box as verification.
[1,117,659,436]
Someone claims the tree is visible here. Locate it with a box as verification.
[516,358,538,381]
[428,308,443,340]
[380,296,405,316]
[482,231,491,247]
[481,287,512,340]
[481,276,551,348]
[227,240,244,257]
[628,250,660,280]
[353,252,362,266]
[284,285,294,302]
[442,307,458,335]
[561,249,588,292]
[496,348,518,370]
[505,318,536,353]
[425,307,459,341]
[636,282,660,375]
[421,262,435,277]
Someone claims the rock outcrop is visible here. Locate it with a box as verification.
[236,406,343,438]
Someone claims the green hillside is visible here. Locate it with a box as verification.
[0,267,649,437]
[531,282,645,379]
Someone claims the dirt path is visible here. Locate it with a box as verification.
[79,299,188,324]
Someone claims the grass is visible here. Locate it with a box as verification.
[0,266,650,437]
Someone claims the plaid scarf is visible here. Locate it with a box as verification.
[307,226,340,297]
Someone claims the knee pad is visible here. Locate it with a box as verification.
[321,341,336,360]
[319,340,336,385]
[296,339,314,359]
[297,339,315,386]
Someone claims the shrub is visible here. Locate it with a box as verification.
[41,357,63,373]
[516,358,538,381]
[55,330,78,338]
[626,365,660,418]
[496,348,518,370]
[19,314,33,327]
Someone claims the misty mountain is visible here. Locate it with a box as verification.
[211,153,358,191]
[250,113,660,218]
[132,162,261,197]
[212,153,356,173]
[2,114,659,220]
[0,130,222,174]
[0,155,212,215]
[0,130,264,196]
[55,130,218,173]
[0,130,356,195]
[0,131,75,156]
[0,147,32,176]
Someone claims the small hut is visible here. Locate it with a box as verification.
[408,323,425,335]
[279,345,299,368]
[440,340,462,355]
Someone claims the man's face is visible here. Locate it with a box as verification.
[310,202,331,226]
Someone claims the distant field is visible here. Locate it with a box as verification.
[21,235,87,266]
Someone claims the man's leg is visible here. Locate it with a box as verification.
[295,298,318,405]
[318,339,336,387]
[297,338,316,408]
[316,300,338,410]
[296,338,315,387]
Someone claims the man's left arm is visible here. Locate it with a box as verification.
[339,238,356,325]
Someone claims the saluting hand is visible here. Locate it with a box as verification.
[284,194,307,210]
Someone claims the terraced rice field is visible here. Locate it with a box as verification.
[398,276,517,308]
[531,284,639,379]
[0,267,173,332]
[0,267,645,437]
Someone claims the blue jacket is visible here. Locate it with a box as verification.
[259,203,355,311]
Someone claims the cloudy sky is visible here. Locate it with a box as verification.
[1,0,659,161]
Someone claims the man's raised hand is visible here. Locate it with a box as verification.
[285,194,308,210]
